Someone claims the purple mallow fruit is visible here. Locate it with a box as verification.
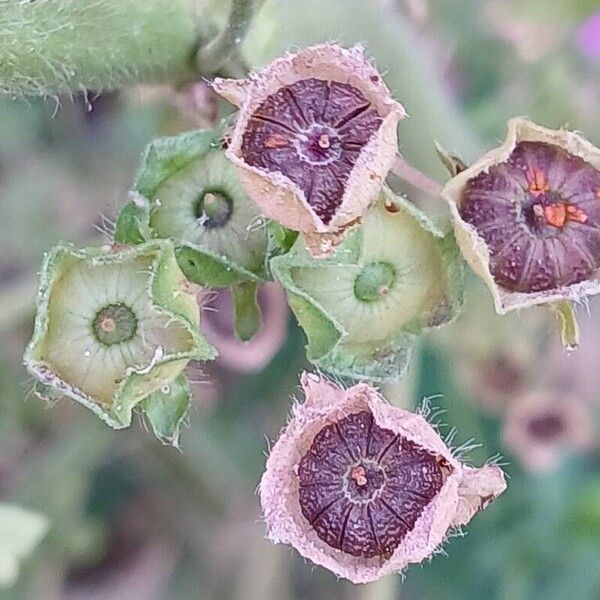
[298,410,448,561]
[443,118,600,313]
[213,44,405,257]
[260,373,506,583]
[240,78,382,225]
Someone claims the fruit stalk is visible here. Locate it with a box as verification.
[0,0,200,96]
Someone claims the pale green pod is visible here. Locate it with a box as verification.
[24,240,215,429]
[270,189,464,382]
[132,129,269,288]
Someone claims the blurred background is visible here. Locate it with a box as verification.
[1,0,600,598]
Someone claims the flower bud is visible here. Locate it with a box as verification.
[213,43,406,257]
[24,240,215,429]
[270,188,464,382]
[442,117,600,313]
[260,373,506,583]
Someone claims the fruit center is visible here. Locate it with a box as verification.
[195,191,233,228]
[354,262,396,302]
[344,460,385,503]
[92,303,138,346]
[522,191,588,238]
[294,123,342,166]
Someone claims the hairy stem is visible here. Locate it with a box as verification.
[197,0,258,75]
[391,154,443,197]
[0,0,202,97]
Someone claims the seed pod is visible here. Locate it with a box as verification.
[24,240,215,429]
[213,43,406,257]
[260,373,506,583]
[270,188,464,382]
[128,128,269,287]
[442,117,600,313]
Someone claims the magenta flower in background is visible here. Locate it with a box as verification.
[577,10,600,61]
[503,391,595,473]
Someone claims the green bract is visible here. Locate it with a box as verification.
[140,373,192,448]
[271,189,464,382]
[126,128,269,287]
[24,240,215,429]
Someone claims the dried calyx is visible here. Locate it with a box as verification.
[443,117,600,313]
[213,43,406,257]
[503,391,595,472]
[260,373,506,583]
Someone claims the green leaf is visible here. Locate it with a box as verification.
[135,129,218,200]
[0,504,48,588]
[231,281,262,342]
[140,373,192,447]
[114,199,151,245]
[176,246,262,287]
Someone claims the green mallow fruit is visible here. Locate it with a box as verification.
[124,128,269,288]
[24,240,215,430]
[270,189,464,382]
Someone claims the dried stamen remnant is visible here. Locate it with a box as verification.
[459,141,600,293]
[298,410,448,560]
[241,78,383,224]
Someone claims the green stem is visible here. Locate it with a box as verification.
[551,300,580,350]
[197,0,258,75]
[0,0,202,97]
[391,154,442,197]
[359,576,397,600]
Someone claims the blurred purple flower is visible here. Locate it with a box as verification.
[503,392,595,473]
[199,283,288,373]
[577,10,600,61]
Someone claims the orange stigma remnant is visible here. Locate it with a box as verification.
[526,167,550,197]
[351,465,368,486]
[264,133,289,149]
[565,204,588,224]
[541,203,588,228]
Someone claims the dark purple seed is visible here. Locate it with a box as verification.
[460,141,600,292]
[241,78,383,224]
[340,505,379,557]
[297,410,447,559]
